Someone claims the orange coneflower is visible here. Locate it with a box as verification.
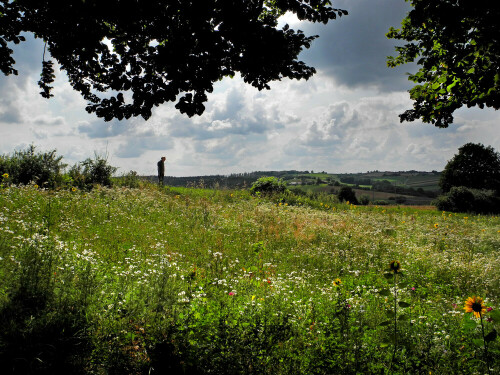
[464,296,487,319]
[333,278,342,287]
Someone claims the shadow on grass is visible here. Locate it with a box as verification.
[0,287,90,375]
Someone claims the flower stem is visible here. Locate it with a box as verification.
[394,273,398,348]
[480,313,491,375]
[390,272,398,368]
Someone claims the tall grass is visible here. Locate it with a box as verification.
[0,182,499,374]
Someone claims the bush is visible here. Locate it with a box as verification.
[358,195,370,205]
[250,177,287,196]
[434,186,500,214]
[69,155,118,189]
[114,170,141,188]
[337,186,358,204]
[0,145,66,187]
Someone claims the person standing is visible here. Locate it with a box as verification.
[157,156,166,185]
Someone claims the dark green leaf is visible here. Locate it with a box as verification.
[380,340,391,348]
[472,339,484,348]
[463,319,477,331]
[386,310,395,318]
[489,310,500,322]
[485,329,497,342]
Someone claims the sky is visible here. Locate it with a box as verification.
[1,0,499,177]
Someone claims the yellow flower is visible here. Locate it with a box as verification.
[333,278,342,287]
[34,184,39,189]
[2,173,8,179]
[434,223,439,228]
[464,296,487,319]
[71,187,77,192]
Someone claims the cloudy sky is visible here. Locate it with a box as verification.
[1,0,499,177]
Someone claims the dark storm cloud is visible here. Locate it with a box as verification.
[10,34,44,74]
[32,116,65,126]
[115,136,174,158]
[299,0,414,91]
[78,119,135,138]
[0,77,25,124]
[168,88,283,140]
[293,101,363,149]
[212,88,246,121]
[0,105,23,123]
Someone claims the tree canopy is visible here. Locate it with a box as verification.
[0,0,347,121]
[387,0,500,127]
[439,143,500,193]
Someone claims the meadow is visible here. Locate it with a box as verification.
[0,181,499,374]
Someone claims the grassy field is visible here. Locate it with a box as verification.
[0,183,499,374]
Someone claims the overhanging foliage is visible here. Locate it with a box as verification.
[0,0,347,121]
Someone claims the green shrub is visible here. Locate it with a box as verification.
[69,155,118,189]
[68,164,87,189]
[114,170,141,188]
[0,145,66,187]
[358,195,370,205]
[434,186,500,214]
[250,176,287,196]
[372,200,389,205]
[337,185,358,204]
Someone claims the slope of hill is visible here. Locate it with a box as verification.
[144,170,442,205]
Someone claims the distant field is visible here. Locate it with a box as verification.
[371,175,441,191]
[291,184,435,205]
[352,189,434,205]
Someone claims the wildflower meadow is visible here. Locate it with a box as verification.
[0,180,499,374]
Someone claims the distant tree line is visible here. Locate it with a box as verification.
[146,170,312,189]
